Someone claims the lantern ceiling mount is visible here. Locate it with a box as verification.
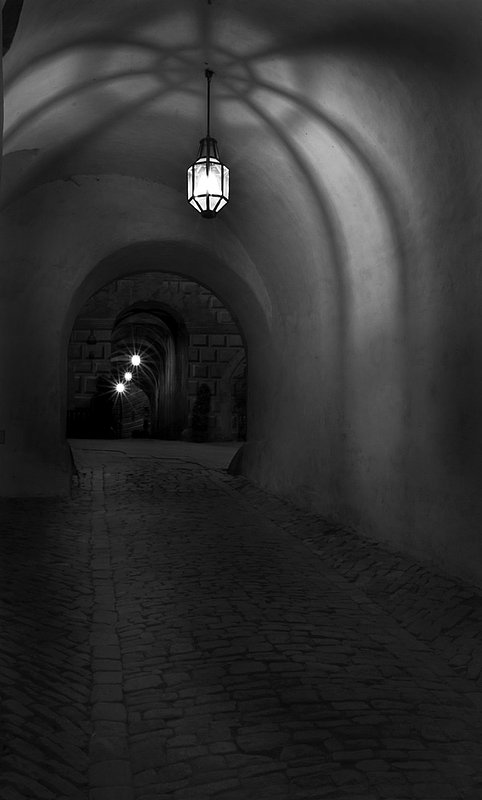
[187,69,229,219]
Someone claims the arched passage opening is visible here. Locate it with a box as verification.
[66,271,248,443]
[111,303,189,440]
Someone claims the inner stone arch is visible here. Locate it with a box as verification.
[66,271,247,442]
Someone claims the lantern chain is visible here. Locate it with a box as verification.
[205,68,214,139]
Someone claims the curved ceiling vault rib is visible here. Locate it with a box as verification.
[5,26,408,270]
[3,2,403,321]
[4,67,156,148]
[114,316,172,338]
[236,73,408,292]
[114,320,177,355]
[3,36,197,92]
[3,41,200,149]
[220,73,346,302]
[115,301,188,331]
[1,78,193,211]
[4,6,467,99]
[3,65,194,149]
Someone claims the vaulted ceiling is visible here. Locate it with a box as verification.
[4,0,481,227]
[4,1,481,326]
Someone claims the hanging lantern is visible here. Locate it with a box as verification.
[187,69,229,218]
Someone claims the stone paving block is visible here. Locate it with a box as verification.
[230,660,267,674]
[240,760,287,779]
[89,759,132,787]
[93,645,122,659]
[331,768,365,786]
[137,795,163,800]
[90,788,135,800]
[190,768,239,787]
[3,699,34,717]
[1,787,26,800]
[94,671,123,684]
[1,773,57,799]
[41,770,86,797]
[193,777,242,794]
[291,789,350,799]
[90,632,118,647]
[90,734,130,762]
[91,684,124,702]
[191,754,227,772]
[166,745,209,761]
[236,730,290,752]
[332,748,375,762]
[156,763,193,782]
[293,730,331,744]
[240,771,289,793]
[168,734,199,747]
[145,707,182,721]
[209,741,237,754]
[124,674,161,692]
[92,702,127,722]
[163,671,191,686]
[467,656,482,680]
[412,782,460,798]
[130,737,168,772]
[92,719,128,738]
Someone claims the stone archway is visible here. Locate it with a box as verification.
[66,272,249,443]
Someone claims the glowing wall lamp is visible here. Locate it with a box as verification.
[187,69,229,219]
[124,371,133,382]
[131,354,141,367]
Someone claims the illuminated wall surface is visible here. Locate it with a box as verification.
[0,0,481,583]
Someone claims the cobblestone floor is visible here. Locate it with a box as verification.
[1,440,482,800]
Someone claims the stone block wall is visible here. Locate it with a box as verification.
[187,333,245,440]
[68,324,112,408]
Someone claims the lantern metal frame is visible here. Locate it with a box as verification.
[187,69,229,218]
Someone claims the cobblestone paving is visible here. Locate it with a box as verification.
[0,497,92,800]
[216,472,482,699]
[1,445,482,799]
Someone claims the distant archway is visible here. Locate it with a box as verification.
[111,303,189,439]
[66,271,248,442]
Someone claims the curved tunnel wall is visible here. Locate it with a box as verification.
[1,0,481,584]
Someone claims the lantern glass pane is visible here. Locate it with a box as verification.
[187,153,229,214]
[222,166,230,199]
[195,159,222,197]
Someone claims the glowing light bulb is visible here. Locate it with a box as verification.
[124,371,133,382]
[115,382,126,394]
[131,354,141,366]
[195,164,222,196]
